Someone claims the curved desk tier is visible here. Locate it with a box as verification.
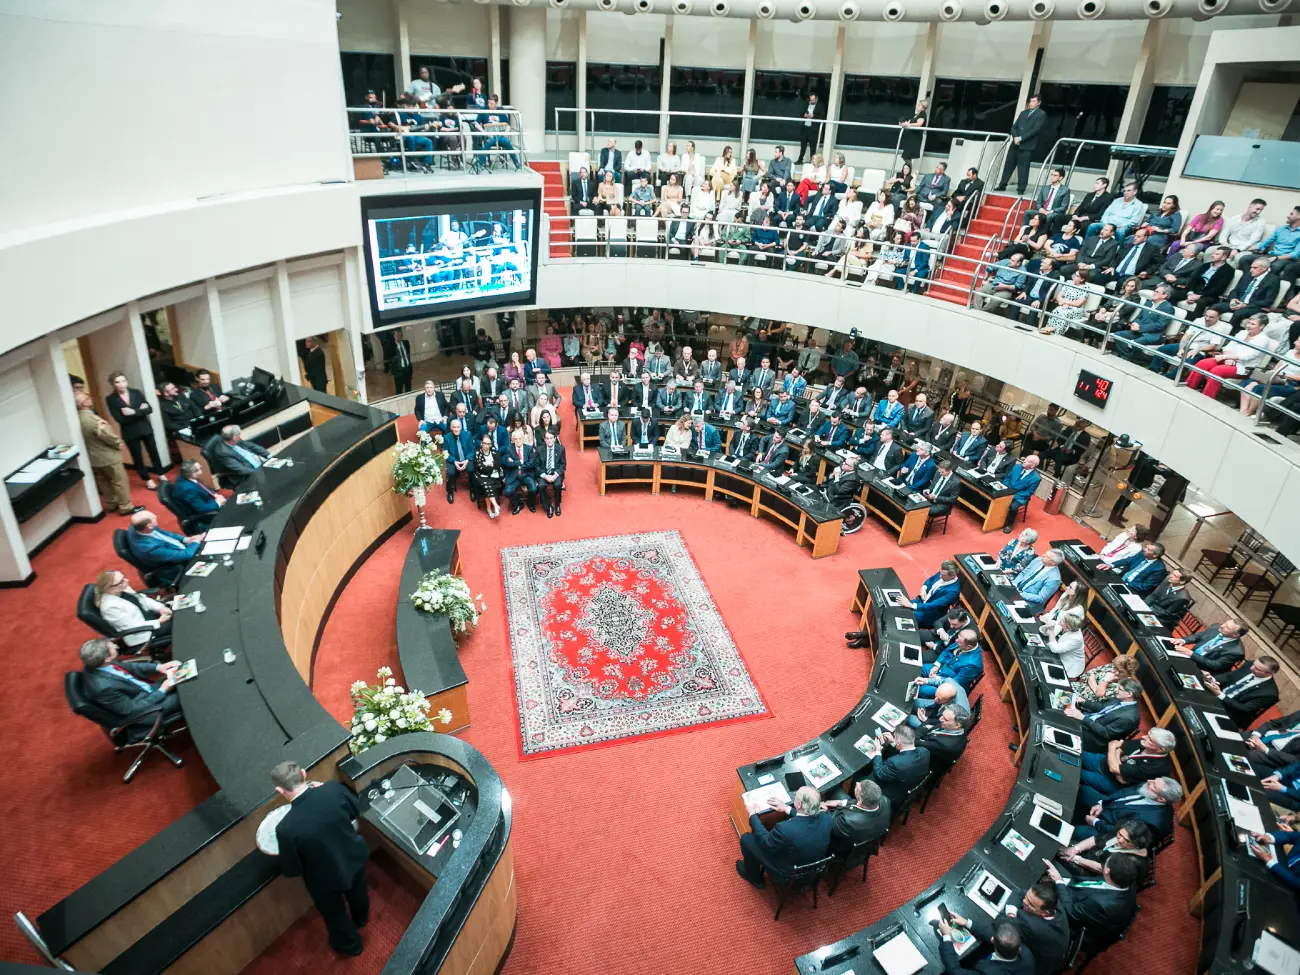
[397,528,469,733]
[596,446,844,558]
[36,386,513,975]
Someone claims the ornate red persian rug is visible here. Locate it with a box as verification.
[502,530,769,758]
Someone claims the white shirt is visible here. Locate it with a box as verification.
[873,442,893,470]
[423,395,444,423]
[1220,213,1268,252]
[865,202,895,227]
[836,199,863,225]
[99,589,168,648]
[626,149,652,172]
[1221,330,1275,371]
[658,152,681,172]
[829,163,849,185]
[1183,316,1233,355]
[1100,532,1140,564]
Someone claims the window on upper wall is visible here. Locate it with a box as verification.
[586,63,662,136]
[1034,82,1130,168]
[840,75,922,150]
[929,79,1020,156]
[546,61,578,132]
[750,71,830,145]
[340,52,397,110]
[668,67,744,140]
[1139,86,1195,148]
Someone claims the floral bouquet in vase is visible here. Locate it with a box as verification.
[410,570,486,637]
[392,430,448,526]
[348,666,453,754]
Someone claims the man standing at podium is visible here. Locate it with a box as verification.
[271,761,371,956]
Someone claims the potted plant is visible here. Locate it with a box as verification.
[392,429,447,527]
[348,666,453,754]
[410,570,486,638]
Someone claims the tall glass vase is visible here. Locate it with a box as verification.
[411,485,427,528]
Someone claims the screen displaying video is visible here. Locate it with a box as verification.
[360,188,540,325]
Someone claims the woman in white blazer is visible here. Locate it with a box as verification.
[95,569,171,648]
[1043,612,1086,678]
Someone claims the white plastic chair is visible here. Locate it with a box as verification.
[856,169,887,196]
[568,151,591,177]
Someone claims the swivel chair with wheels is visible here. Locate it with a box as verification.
[112,528,171,591]
[157,476,209,535]
[64,671,187,784]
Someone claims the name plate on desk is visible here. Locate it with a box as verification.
[988,480,1007,491]
[632,447,655,459]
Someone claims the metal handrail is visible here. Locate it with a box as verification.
[1026,137,1172,215]
[346,106,527,175]
[547,209,1300,430]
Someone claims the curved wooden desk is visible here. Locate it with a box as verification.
[38,386,512,975]
[596,445,843,557]
[397,528,469,733]
[730,565,1085,973]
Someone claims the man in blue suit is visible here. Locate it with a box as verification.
[736,786,832,889]
[127,510,202,588]
[443,417,475,504]
[684,380,713,416]
[756,429,789,473]
[1013,548,1064,614]
[813,412,851,449]
[871,389,904,428]
[897,444,936,490]
[691,416,722,453]
[765,389,796,428]
[655,380,683,416]
[913,560,961,628]
[1001,455,1042,532]
[171,460,224,532]
[1109,541,1168,596]
[501,434,538,515]
[915,629,984,701]
[953,420,987,464]
[482,414,510,454]
[572,372,605,415]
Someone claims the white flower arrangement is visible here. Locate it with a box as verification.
[348,665,452,754]
[392,429,448,498]
[410,570,487,637]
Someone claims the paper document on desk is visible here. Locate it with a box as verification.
[796,754,843,788]
[871,931,928,975]
[873,703,908,730]
[4,470,42,484]
[1120,594,1151,612]
[205,526,244,541]
[1254,930,1300,975]
[772,474,791,485]
[741,783,792,816]
[201,539,239,556]
[1225,790,1265,834]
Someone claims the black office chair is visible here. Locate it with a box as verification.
[157,477,207,535]
[924,509,950,536]
[768,856,835,920]
[894,780,926,826]
[112,528,170,591]
[76,584,171,658]
[967,694,985,735]
[64,671,187,783]
[826,833,886,896]
[1066,905,1139,972]
[919,755,961,813]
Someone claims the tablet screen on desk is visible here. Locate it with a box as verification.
[898,643,923,666]
[979,877,1009,905]
[784,771,808,793]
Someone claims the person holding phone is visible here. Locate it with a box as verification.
[934,915,1034,975]
[935,883,1068,975]
[1248,819,1300,891]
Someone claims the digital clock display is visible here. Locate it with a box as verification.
[1074,369,1111,407]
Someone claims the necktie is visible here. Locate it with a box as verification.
[1123,560,1150,584]
[547,447,554,469]
[935,475,948,495]
[1244,277,1258,302]
[1046,186,1056,208]
[765,446,774,463]
[1120,247,1138,275]
[399,343,408,368]
[1225,675,1258,699]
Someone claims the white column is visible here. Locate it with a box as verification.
[204,280,232,384]
[40,336,99,519]
[822,25,847,160]
[489,6,503,103]
[918,22,939,104]
[577,11,589,149]
[342,248,372,403]
[0,485,29,583]
[659,16,674,149]
[740,20,758,157]
[126,301,171,468]
[1112,20,1161,183]
[1017,21,1052,108]
[396,0,411,90]
[509,6,547,158]
[271,261,301,384]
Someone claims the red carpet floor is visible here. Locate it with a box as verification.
[0,413,1201,975]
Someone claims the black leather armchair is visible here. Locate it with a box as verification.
[76,583,171,658]
[64,671,187,783]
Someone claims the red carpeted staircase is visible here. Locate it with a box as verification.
[928,193,1029,307]
[530,161,571,259]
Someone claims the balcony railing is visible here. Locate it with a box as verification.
[346,107,527,177]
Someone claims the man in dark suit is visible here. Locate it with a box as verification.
[1060,222,1118,279]
[923,460,961,517]
[1065,679,1141,752]
[683,379,712,416]
[996,94,1046,196]
[1048,418,1092,476]
[1183,245,1235,318]
[1047,853,1141,942]
[866,724,931,811]
[596,138,622,185]
[862,427,904,476]
[1173,617,1246,673]
[1007,256,1061,328]
[79,637,184,726]
[936,919,1034,975]
[171,459,224,532]
[951,167,985,214]
[655,380,683,415]
[478,366,506,401]
[536,430,566,517]
[443,417,475,503]
[450,378,481,416]
[726,417,759,461]
[795,91,822,165]
[572,372,605,416]
[304,335,329,393]
[736,786,832,888]
[1152,243,1208,304]
[755,428,789,473]
[1247,709,1300,771]
[203,424,271,488]
[382,330,408,395]
[901,393,934,439]
[1109,541,1167,596]
[271,761,371,956]
[929,412,960,453]
[1072,778,1183,844]
[822,779,890,856]
[1204,656,1281,730]
[1061,177,1114,235]
[804,184,837,232]
[413,380,450,434]
[1212,258,1280,317]
[189,369,230,413]
[630,408,660,450]
[914,702,969,776]
[973,439,1016,479]
[948,884,1069,975]
[1094,227,1161,289]
[1022,167,1071,227]
[1076,728,1177,810]
[159,382,202,436]
[501,436,538,514]
[598,407,627,449]
[1145,568,1191,630]
[821,456,862,507]
[569,165,596,212]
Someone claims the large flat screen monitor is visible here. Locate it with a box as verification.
[360,188,540,326]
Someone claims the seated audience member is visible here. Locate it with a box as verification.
[1072,779,1183,845]
[934,918,1033,975]
[755,428,789,472]
[1044,853,1142,942]
[1059,820,1153,881]
[975,254,1028,314]
[1013,548,1063,614]
[1246,825,1300,892]
[1259,763,1300,811]
[1067,177,1114,236]
[814,411,851,449]
[1246,709,1300,771]
[940,885,1069,975]
[1065,679,1141,752]
[682,380,712,416]
[914,703,969,775]
[915,629,983,702]
[900,393,934,438]
[569,165,596,212]
[1041,579,1086,628]
[816,375,849,411]
[975,438,1016,479]
[1239,204,1300,281]
[79,637,184,727]
[535,430,565,517]
[412,380,449,434]
[1203,656,1281,729]
[1114,283,1175,363]
[871,388,904,428]
[127,510,202,587]
[735,786,831,889]
[527,370,558,409]
[94,568,172,649]
[451,377,482,416]
[654,380,683,416]
[822,779,890,855]
[1212,258,1280,318]
[715,380,745,417]
[190,369,230,413]
[1042,612,1086,678]
[1004,256,1060,327]
[996,528,1039,574]
[765,389,796,428]
[862,427,903,476]
[690,416,722,452]
[820,454,862,508]
[929,412,959,452]
[159,382,201,436]
[501,429,538,515]
[923,460,960,516]
[865,724,931,811]
[1108,541,1167,596]
[1186,313,1276,400]
[1085,181,1145,241]
[1098,523,1148,564]
[630,408,660,450]
[1093,227,1161,290]
[1171,617,1247,673]
[907,679,969,728]
[443,417,474,503]
[952,421,986,463]
[1001,455,1043,533]
[572,372,605,415]
[1071,654,1139,704]
[170,459,224,532]
[727,417,759,461]
[206,424,270,486]
[1077,729,1176,810]
[897,444,936,490]
[1063,221,1118,279]
[913,560,961,628]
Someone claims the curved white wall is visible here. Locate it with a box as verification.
[537,258,1300,565]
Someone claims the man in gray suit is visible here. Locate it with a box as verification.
[1022,167,1072,226]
